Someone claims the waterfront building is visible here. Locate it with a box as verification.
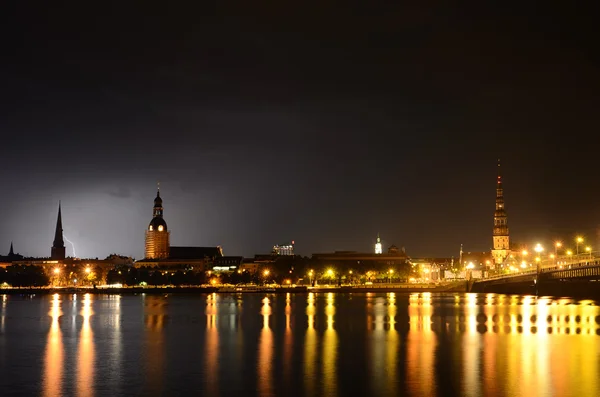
[312,245,409,275]
[212,256,244,272]
[492,160,510,266]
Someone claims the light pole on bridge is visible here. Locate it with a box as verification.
[534,243,544,273]
[576,236,584,258]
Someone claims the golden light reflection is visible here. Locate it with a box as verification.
[464,293,482,397]
[407,292,436,396]
[303,292,317,396]
[43,294,63,397]
[463,294,600,396]
[283,293,293,385]
[205,293,218,396]
[257,296,273,396]
[77,294,94,397]
[386,293,399,395]
[322,293,337,395]
[370,296,387,395]
[1,294,6,333]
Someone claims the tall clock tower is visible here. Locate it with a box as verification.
[492,160,510,265]
[144,187,170,259]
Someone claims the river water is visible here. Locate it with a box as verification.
[0,292,599,396]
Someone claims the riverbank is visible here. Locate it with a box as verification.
[0,282,468,295]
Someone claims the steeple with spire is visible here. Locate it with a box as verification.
[492,160,510,266]
[9,242,14,256]
[51,201,66,260]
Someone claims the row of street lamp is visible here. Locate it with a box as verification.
[512,236,594,273]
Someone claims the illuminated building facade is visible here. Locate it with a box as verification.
[51,202,66,260]
[144,189,170,259]
[273,242,294,256]
[492,160,510,265]
[375,234,382,254]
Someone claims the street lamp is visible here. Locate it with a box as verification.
[555,242,562,257]
[576,237,584,256]
[534,243,544,272]
[566,250,573,265]
[586,246,592,261]
[388,269,394,283]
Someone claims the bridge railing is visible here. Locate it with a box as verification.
[481,269,537,281]
[479,258,600,281]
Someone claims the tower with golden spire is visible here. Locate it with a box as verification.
[144,183,170,259]
[491,160,510,265]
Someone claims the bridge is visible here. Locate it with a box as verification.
[470,257,600,297]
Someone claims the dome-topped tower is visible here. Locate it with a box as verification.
[145,186,170,259]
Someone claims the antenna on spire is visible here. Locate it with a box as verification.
[157,181,160,191]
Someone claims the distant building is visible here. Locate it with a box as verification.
[273,242,294,256]
[0,243,24,268]
[212,256,244,272]
[312,245,409,273]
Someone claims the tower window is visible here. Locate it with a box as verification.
[149,225,153,231]
[158,225,164,232]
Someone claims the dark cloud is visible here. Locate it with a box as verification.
[0,2,599,258]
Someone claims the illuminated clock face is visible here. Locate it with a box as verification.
[149,225,153,231]
[158,225,164,232]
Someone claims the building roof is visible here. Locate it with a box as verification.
[169,246,223,260]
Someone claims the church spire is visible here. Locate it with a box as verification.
[51,201,66,260]
[9,242,14,256]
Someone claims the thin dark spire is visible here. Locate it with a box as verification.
[51,201,66,260]
[9,242,13,256]
[53,202,64,248]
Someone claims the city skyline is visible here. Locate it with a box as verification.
[1,164,598,261]
[1,3,598,259]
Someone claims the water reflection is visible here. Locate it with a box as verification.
[77,294,95,397]
[322,293,337,395]
[1,295,6,333]
[303,292,317,396]
[43,294,63,397]
[258,296,273,396]
[143,295,166,395]
[205,293,218,396]
[284,293,292,385]
[5,292,600,397]
[407,292,436,396]
[385,293,399,396]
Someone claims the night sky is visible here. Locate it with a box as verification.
[1,3,598,260]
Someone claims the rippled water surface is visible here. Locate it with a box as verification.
[1,292,599,396]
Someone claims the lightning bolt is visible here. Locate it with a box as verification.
[63,234,77,258]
